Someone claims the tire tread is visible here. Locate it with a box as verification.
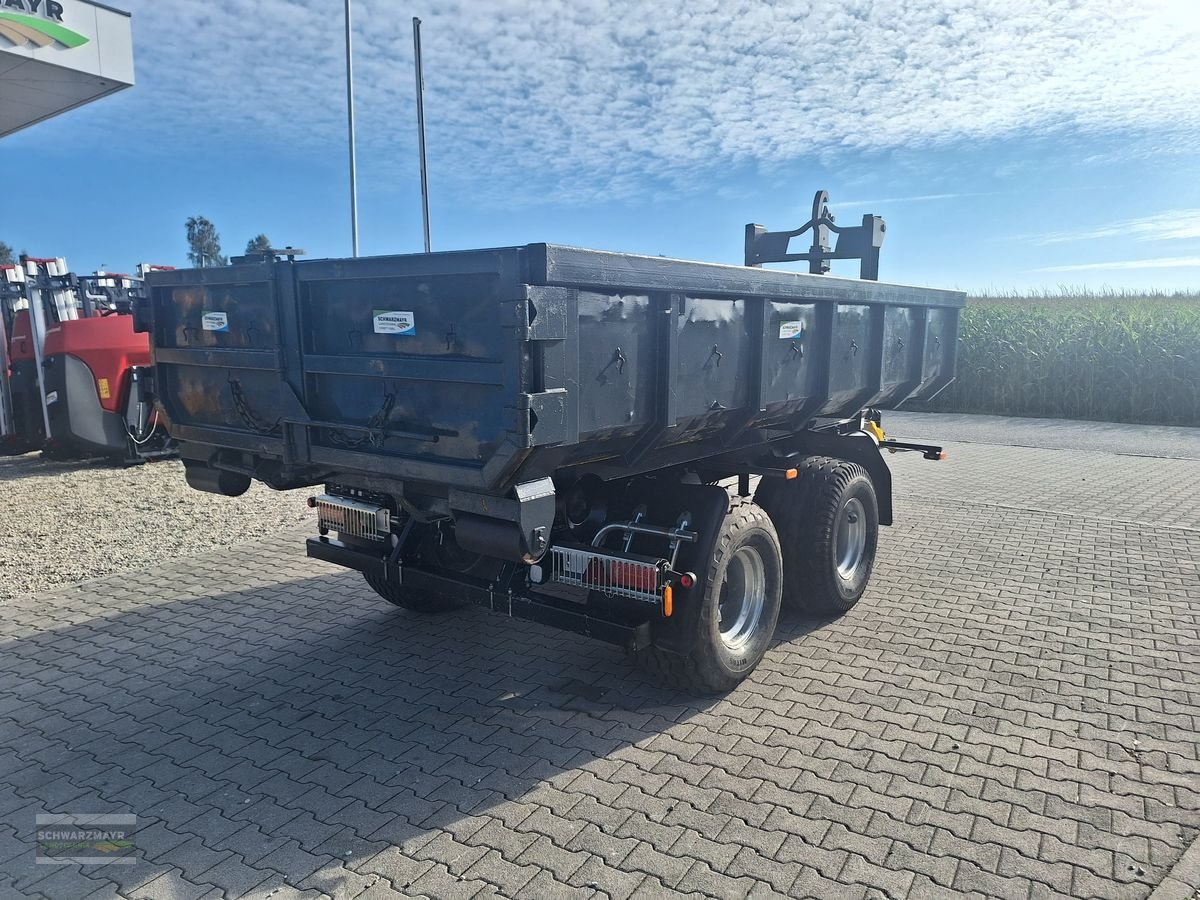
[637,497,781,693]
[756,456,876,614]
[362,572,463,613]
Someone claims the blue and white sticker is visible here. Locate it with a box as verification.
[373,310,416,336]
[201,312,230,333]
[779,320,804,340]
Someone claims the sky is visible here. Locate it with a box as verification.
[5,0,1200,292]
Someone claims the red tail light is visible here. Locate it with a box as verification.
[584,558,659,593]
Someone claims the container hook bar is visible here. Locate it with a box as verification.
[744,189,885,280]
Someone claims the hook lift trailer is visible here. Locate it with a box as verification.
[141,192,962,692]
[0,258,175,463]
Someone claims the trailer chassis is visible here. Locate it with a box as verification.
[304,410,944,655]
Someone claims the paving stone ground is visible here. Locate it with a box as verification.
[0,413,1196,899]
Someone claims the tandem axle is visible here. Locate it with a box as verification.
[301,412,944,690]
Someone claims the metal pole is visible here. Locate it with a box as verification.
[26,278,53,441]
[413,16,431,253]
[346,0,360,257]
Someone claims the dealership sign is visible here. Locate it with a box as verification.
[0,1,87,49]
[0,0,133,137]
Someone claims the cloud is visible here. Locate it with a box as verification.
[834,192,998,209]
[1034,257,1200,272]
[1032,210,1200,245]
[101,0,1200,202]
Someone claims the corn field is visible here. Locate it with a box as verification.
[914,289,1200,427]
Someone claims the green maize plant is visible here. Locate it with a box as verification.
[913,289,1200,426]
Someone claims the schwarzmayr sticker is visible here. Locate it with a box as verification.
[373,310,416,335]
[201,312,229,333]
[779,320,804,340]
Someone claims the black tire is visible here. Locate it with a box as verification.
[362,572,464,614]
[638,498,783,693]
[756,456,879,615]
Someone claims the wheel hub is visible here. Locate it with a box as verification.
[718,545,767,650]
[835,497,867,579]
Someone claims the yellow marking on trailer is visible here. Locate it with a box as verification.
[97,378,111,400]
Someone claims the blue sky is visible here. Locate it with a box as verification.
[6,0,1200,292]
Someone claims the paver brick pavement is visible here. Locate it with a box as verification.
[0,415,1196,898]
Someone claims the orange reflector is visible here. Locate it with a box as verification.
[662,584,673,617]
[785,468,798,480]
[938,451,948,460]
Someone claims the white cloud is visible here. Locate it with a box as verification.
[1035,256,1200,272]
[1033,210,1200,245]
[108,0,1200,202]
[835,192,998,209]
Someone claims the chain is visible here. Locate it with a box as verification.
[328,391,396,449]
[228,378,281,435]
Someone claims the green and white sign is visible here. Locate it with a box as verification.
[0,2,89,49]
[1,0,135,138]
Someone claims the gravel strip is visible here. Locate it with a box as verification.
[0,453,310,603]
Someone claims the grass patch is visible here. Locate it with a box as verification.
[915,289,1200,426]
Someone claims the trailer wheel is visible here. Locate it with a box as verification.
[362,572,463,614]
[639,499,782,693]
[756,456,878,614]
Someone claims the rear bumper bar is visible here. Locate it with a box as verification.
[306,537,652,651]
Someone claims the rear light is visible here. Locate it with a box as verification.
[547,545,665,604]
[585,558,658,593]
[306,496,317,508]
[313,494,389,541]
[679,572,695,589]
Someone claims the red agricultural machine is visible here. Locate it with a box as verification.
[0,257,175,463]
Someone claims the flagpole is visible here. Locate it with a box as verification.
[345,0,360,256]
[413,17,431,253]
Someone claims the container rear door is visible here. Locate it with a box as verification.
[148,262,285,454]
[290,253,527,478]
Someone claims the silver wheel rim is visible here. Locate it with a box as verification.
[718,545,767,651]
[835,497,867,579]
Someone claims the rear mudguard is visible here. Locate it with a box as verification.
[644,483,733,656]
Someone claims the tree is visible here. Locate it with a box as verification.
[245,234,272,255]
[185,216,227,267]
[0,241,13,266]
